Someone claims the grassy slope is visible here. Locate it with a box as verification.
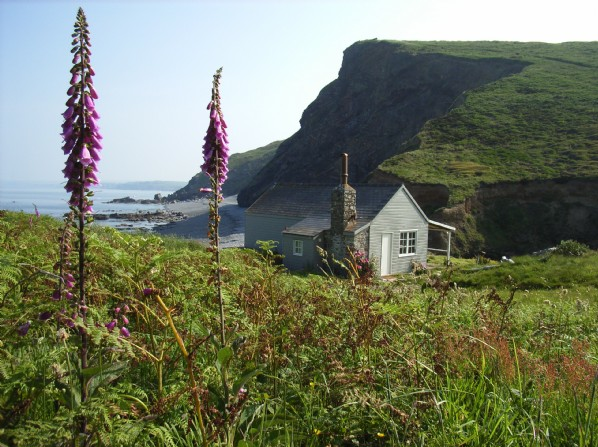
[167,140,281,200]
[221,140,282,195]
[377,41,598,204]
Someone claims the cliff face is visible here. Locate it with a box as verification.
[237,40,527,206]
[420,178,598,256]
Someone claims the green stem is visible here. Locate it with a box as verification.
[78,142,88,447]
[211,164,225,348]
[155,295,208,446]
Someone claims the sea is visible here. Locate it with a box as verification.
[0,180,180,231]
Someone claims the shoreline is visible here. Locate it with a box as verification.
[152,195,245,248]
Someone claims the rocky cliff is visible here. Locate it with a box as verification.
[367,171,598,256]
[237,40,527,206]
[422,178,598,257]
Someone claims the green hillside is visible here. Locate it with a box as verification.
[167,140,281,201]
[377,41,598,205]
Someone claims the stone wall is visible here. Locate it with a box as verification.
[329,184,356,261]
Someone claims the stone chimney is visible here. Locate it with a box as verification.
[329,153,356,261]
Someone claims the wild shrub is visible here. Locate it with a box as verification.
[555,239,589,256]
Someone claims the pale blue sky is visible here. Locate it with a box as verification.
[1,0,596,184]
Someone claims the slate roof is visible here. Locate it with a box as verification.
[283,216,330,237]
[247,183,404,236]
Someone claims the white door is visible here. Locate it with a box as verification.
[381,233,392,276]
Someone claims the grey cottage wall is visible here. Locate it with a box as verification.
[369,187,429,275]
[244,214,302,252]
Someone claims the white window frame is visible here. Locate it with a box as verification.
[293,239,304,256]
[398,230,417,257]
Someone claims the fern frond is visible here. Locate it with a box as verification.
[0,252,22,299]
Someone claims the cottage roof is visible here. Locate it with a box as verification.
[283,216,330,237]
[247,183,403,234]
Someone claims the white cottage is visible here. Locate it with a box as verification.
[244,154,454,275]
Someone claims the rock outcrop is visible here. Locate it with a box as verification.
[418,178,598,257]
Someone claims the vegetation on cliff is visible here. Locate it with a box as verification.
[167,140,281,202]
[377,40,598,204]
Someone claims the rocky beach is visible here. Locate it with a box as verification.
[152,195,245,248]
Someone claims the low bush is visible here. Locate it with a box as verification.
[555,239,590,256]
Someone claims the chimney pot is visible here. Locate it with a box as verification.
[341,153,349,185]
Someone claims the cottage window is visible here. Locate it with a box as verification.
[293,240,304,256]
[399,230,417,256]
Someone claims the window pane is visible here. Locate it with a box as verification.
[399,231,417,256]
[293,240,303,256]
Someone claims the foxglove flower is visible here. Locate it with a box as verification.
[61,7,102,217]
[200,68,229,346]
[201,68,229,192]
[17,321,31,337]
[39,311,53,321]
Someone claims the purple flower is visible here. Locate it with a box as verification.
[142,288,153,296]
[79,146,93,166]
[89,84,99,99]
[201,68,229,191]
[63,107,75,119]
[85,169,99,186]
[61,7,101,218]
[90,134,102,148]
[64,273,75,288]
[105,319,117,331]
[39,311,53,321]
[88,147,101,162]
[17,321,31,337]
[84,95,94,108]
[122,316,129,325]
[120,327,130,337]
[61,126,74,141]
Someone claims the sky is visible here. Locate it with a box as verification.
[1,0,597,185]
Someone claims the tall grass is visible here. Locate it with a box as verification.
[1,211,596,446]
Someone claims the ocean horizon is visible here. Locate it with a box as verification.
[0,180,181,230]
